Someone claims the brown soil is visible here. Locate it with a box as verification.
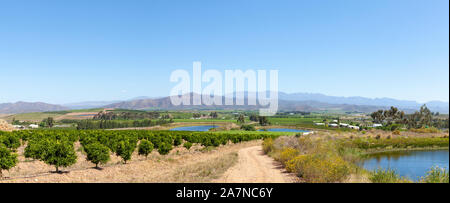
[0,119,13,131]
[55,112,98,121]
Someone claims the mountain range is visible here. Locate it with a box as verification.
[0,102,68,114]
[0,92,448,114]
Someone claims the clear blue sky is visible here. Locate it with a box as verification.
[0,0,448,104]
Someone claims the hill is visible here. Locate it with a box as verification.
[0,101,69,114]
[104,93,388,113]
[279,92,448,113]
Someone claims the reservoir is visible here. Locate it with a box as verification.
[360,149,449,181]
[170,125,218,132]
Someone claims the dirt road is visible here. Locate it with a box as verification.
[214,146,297,183]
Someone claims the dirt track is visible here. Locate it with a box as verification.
[214,146,297,183]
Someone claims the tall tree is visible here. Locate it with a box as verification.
[237,114,245,124]
[46,117,54,128]
[258,116,270,126]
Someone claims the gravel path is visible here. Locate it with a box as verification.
[214,146,297,183]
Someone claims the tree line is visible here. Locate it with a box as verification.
[370,105,449,129]
[93,111,162,120]
[76,119,173,130]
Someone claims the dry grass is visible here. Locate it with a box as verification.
[159,152,238,182]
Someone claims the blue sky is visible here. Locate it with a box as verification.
[0,0,448,104]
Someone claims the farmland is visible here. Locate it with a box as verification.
[1,106,449,183]
[0,129,284,182]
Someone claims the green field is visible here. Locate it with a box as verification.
[2,112,63,122]
[172,119,238,123]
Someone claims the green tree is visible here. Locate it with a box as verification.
[419,104,432,127]
[173,135,182,146]
[41,140,77,173]
[158,142,173,155]
[237,114,245,124]
[24,139,47,160]
[240,124,256,131]
[0,133,21,151]
[47,117,54,128]
[370,110,385,124]
[0,145,18,178]
[183,142,193,150]
[258,116,270,126]
[249,115,259,122]
[84,143,110,168]
[115,140,136,164]
[138,140,154,158]
[210,112,218,118]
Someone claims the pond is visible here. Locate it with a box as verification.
[258,128,310,133]
[169,125,218,132]
[360,150,449,181]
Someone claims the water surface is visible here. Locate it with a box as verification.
[170,125,218,132]
[360,150,449,181]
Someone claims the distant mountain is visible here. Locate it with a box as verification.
[0,102,69,114]
[63,100,122,110]
[63,96,163,109]
[104,93,389,113]
[2,92,446,114]
[279,92,449,113]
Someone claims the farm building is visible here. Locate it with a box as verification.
[340,123,349,127]
[348,125,360,130]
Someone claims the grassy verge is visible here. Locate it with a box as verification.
[369,167,449,183]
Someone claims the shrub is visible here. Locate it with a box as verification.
[241,125,256,131]
[0,145,18,177]
[389,124,401,131]
[183,142,193,150]
[158,142,173,155]
[411,127,440,133]
[262,138,274,154]
[211,137,221,147]
[84,143,110,168]
[138,140,154,158]
[420,166,449,183]
[173,136,182,146]
[285,154,350,183]
[278,147,299,165]
[369,168,410,183]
